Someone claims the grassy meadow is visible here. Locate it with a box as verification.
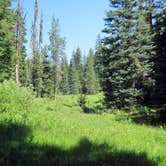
[0,81,166,166]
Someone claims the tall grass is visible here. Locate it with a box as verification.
[0,81,165,166]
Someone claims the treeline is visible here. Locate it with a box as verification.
[96,0,166,108]
[0,0,166,109]
[0,0,100,97]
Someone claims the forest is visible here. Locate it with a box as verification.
[0,0,166,165]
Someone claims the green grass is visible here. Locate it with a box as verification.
[0,81,166,166]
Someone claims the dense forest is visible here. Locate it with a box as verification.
[0,0,166,165]
[0,0,100,98]
[0,0,166,107]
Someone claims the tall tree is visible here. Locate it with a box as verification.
[68,57,80,94]
[95,34,105,86]
[0,0,15,82]
[49,16,65,97]
[32,0,41,96]
[14,0,27,85]
[84,49,99,94]
[73,47,83,92]
[133,8,155,104]
[60,55,69,95]
[41,45,52,97]
[100,0,155,108]
[153,6,166,104]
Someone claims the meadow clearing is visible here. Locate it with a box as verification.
[0,81,166,166]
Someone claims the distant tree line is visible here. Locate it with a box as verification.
[0,0,100,98]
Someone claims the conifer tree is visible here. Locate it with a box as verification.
[41,45,52,97]
[49,16,65,97]
[73,47,83,92]
[94,34,105,85]
[68,57,80,94]
[0,0,15,82]
[153,7,166,104]
[133,11,155,104]
[60,55,69,94]
[84,49,99,94]
[101,0,155,108]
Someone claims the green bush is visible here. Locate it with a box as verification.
[0,80,35,114]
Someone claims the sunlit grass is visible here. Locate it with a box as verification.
[0,82,165,165]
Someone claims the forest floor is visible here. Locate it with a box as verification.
[0,93,166,166]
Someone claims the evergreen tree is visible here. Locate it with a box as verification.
[153,8,166,104]
[73,47,83,92]
[101,0,155,108]
[41,45,52,97]
[60,55,69,94]
[68,58,80,94]
[94,34,105,86]
[49,16,65,97]
[0,0,15,82]
[73,47,82,69]
[84,49,99,94]
[133,10,155,104]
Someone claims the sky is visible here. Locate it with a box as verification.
[13,0,109,59]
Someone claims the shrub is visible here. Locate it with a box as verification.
[0,80,35,114]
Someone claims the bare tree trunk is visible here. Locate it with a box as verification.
[32,0,38,93]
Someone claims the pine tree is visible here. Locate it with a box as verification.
[94,34,105,86]
[49,16,65,97]
[84,49,99,94]
[101,0,155,108]
[73,47,83,92]
[68,58,80,94]
[102,0,136,108]
[0,0,15,82]
[153,5,166,104]
[132,10,155,104]
[60,55,69,94]
[41,45,52,97]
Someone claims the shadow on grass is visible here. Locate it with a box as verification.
[0,122,157,166]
